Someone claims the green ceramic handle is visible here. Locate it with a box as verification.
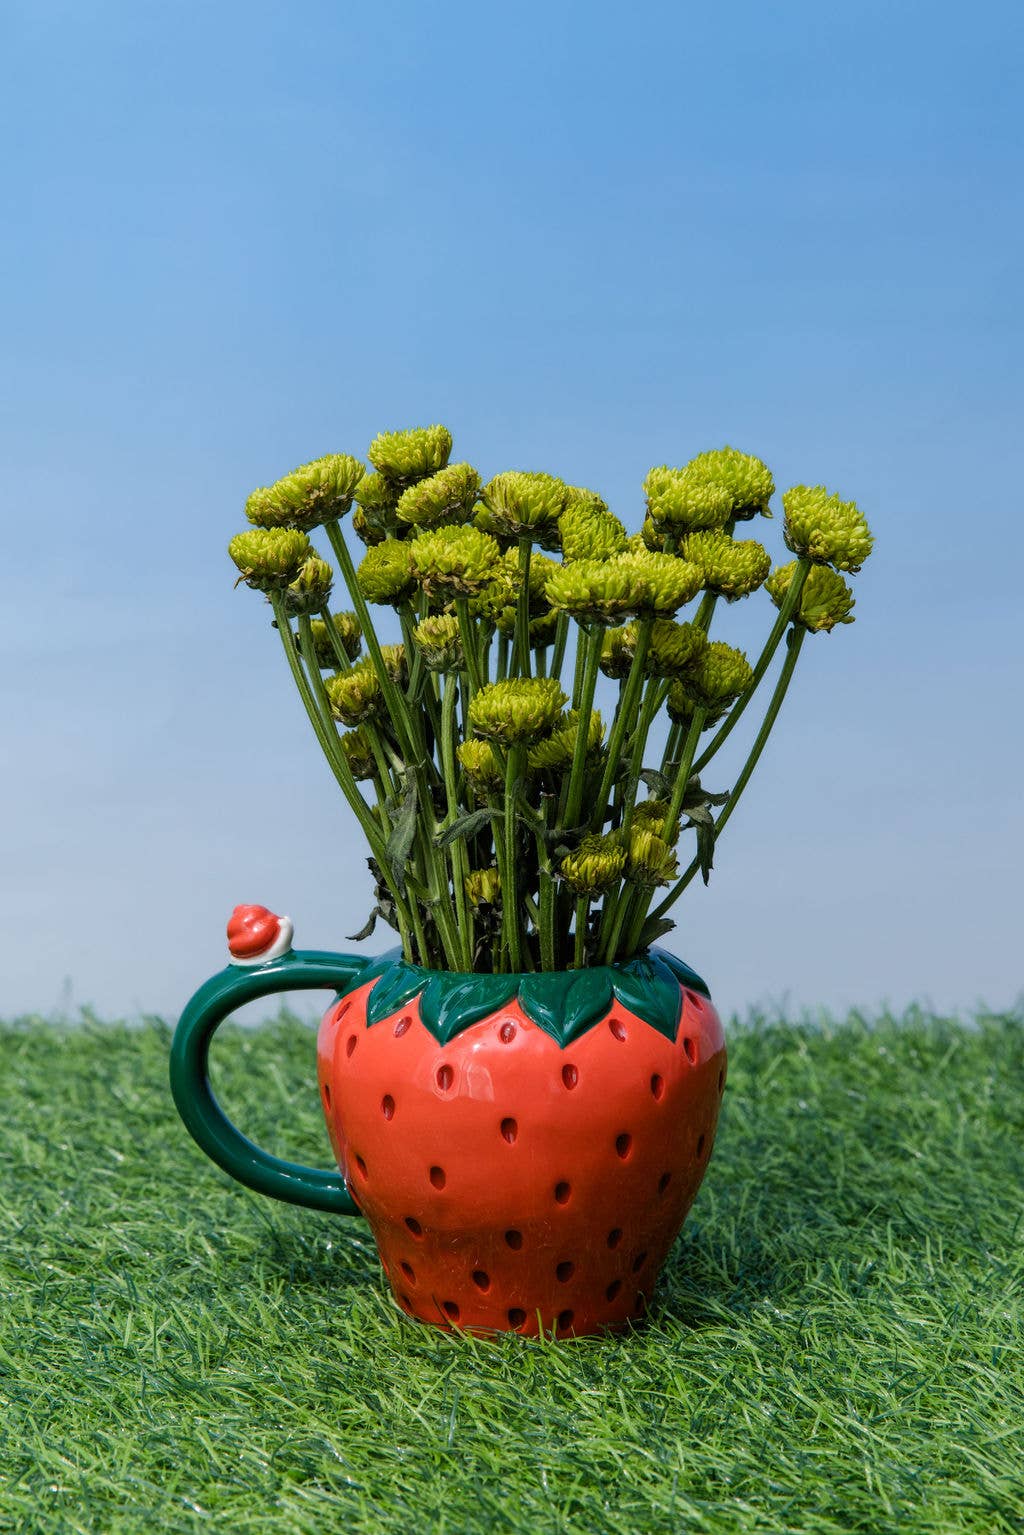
[169,949,371,1215]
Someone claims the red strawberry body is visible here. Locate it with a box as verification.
[317,973,725,1336]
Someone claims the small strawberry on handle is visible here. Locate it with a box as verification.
[227,904,295,966]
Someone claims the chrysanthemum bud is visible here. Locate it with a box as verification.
[246,455,365,532]
[618,550,704,617]
[356,539,416,607]
[339,727,376,780]
[412,614,463,670]
[599,628,634,679]
[683,447,775,521]
[229,528,312,591]
[408,525,503,600]
[528,709,604,773]
[368,425,452,486]
[352,506,386,546]
[309,612,362,667]
[644,619,708,677]
[457,738,503,791]
[464,868,502,906]
[558,503,629,562]
[494,607,561,647]
[669,641,753,718]
[468,678,568,745]
[640,516,667,552]
[545,557,647,625]
[644,467,733,534]
[766,561,856,633]
[559,834,627,896]
[632,799,682,845]
[354,472,402,544]
[282,555,334,616]
[682,532,771,600]
[326,663,382,726]
[627,828,679,887]
[396,463,481,530]
[782,485,873,572]
[480,471,569,542]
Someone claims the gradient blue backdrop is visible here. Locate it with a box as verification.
[2,0,1021,1020]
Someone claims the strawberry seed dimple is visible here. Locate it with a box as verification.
[472,1270,490,1292]
[561,1064,579,1090]
[355,1155,368,1180]
[499,1021,517,1044]
[346,1035,358,1058]
[650,1074,664,1100]
[557,1310,574,1333]
[615,1133,633,1160]
[436,1064,454,1091]
[443,1300,460,1322]
[405,1217,423,1238]
[556,1261,575,1283]
[658,1171,672,1195]
[500,1117,518,1144]
[719,1068,725,1093]
[323,1082,331,1108]
[608,1017,627,1042]
[554,1181,571,1205]
[507,1307,527,1327]
[429,1166,446,1190]
[607,1228,623,1249]
[683,1036,697,1064]
[381,1094,395,1120]
[697,1133,706,1157]
[505,1229,523,1250]
[393,1015,412,1038]
[632,1250,648,1273]
[606,1279,622,1301]
[400,1261,415,1283]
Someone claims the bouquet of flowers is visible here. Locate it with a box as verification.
[229,425,872,974]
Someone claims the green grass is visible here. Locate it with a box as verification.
[1,1007,1022,1535]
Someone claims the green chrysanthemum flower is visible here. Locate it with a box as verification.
[368,425,452,486]
[632,799,682,846]
[599,627,634,679]
[339,727,376,781]
[468,677,568,746]
[558,503,629,562]
[668,641,753,721]
[325,648,406,727]
[408,525,504,601]
[644,467,733,534]
[491,549,560,635]
[782,485,874,572]
[494,607,561,647]
[480,471,569,542]
[559,834,627,896]
[412,614,463,671]
[545,557,648,625]
[228,528,312,592]
[627,828,679,887]
[354,471,402,544]
[245,455,365,532]
[766,561,856,633]
[457,738,503,792]
[309,612,362,668]
[683,447,775,521]
[618,550,704,617]
[528,709,604,773]
[464,868,501,906]
[682,531,771,600]
[356,539,417,606]
[396,463,482,530]
[282,555,334,617]
[644,619,708,677]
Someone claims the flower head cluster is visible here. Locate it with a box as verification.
[559,834,627,896]
[412,614,463,671]
[683,532,771,600]
[356,539,416,607]
[684,447,775,521]
[339,727,376,780]
[528,709,604,773]
[229,528,311,591]
[397,463,481,531]
[326,647,406,726]
[558,502,629,562]
[668,641,753,725]
[468,678,567,746]
[353,472,401,545]
[309,612,362,668]
[464,868,501,907]
[457,738,502,792]
[644,467,733,534]
[245,455,365,533]
[479,471,569,544]
[408,525,502,600]
[782,486,873,572]
[626,828,679,887]
[282,555,334,616]
[368,425,452,486]
[766,561,856,632]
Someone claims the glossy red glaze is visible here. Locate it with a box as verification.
[316,979,726,1337]
[227,904,281,959]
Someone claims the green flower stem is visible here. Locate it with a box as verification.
[620,669,662,837]
[549,614,569,683]
[660,718,682,777]
[692,556,811,776]
[663,707,708,830]
[440,674,473,969]
[693,590,719,634]
[324,520,422,765]
[537,805,557,972]
[316,606,355,675]
[571,626,587,708]
[598,880,633,966]
[502,745,527,971]
[270,600,415,941]
[647,624,808,925]
[588,621,653,834]
[514,539,532,679]
[495,631,510,683]
[572,895,589,969]
[560,625,603,831]
[455,597,485,702]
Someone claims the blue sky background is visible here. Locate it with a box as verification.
[2,0,1021,1021]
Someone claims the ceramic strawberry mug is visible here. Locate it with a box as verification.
[170,904,726,1338]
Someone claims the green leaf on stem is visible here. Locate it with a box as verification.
[433,807,496,849]
[385,776,419,895]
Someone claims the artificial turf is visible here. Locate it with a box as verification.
[1,1005,1022,1535]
